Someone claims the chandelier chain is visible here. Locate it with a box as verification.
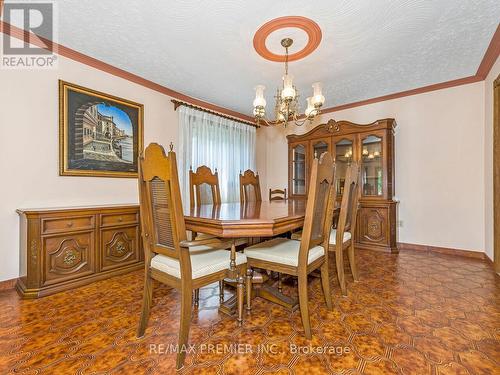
[285,46,289,75]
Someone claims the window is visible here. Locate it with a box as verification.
[178,106,256,205]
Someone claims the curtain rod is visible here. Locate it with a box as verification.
[171,99,259,128]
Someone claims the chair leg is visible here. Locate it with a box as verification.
[335,245,347,296]
[297,272,312,339]
[219,280,224,303]
[176,285,192,370]
[246,268,253,311]
[347,242,358,281]
[194,288,200,306]
[237,275,244,326]
[320,261,333,310]
[136,271,153,338]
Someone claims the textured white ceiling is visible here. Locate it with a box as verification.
[51,0,499,115]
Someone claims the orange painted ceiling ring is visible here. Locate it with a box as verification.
[253,16,322,62]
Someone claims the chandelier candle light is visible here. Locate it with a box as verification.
[253,38,325,126]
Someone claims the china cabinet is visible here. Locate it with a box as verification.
[287,118,398,252]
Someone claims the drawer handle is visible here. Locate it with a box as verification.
[118,217,123,222]
[67,222,74,228]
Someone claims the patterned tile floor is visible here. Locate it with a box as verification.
[0,249,499,374]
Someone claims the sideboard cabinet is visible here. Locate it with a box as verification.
[287,118,398,252]
[16,204,143,298]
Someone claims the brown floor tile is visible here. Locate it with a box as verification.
[458,349,499,375]
[362,358,399,375]
[0,249,498,374]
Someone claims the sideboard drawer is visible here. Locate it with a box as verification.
[100,212,139,227]
[42,215,95,234]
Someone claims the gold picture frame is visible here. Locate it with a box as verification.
[59,80,144,178]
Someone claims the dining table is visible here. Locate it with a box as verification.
[184,199,309,314]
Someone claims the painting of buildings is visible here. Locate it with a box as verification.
[59,81,143,177]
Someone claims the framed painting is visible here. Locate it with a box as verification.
[59,80,144,177]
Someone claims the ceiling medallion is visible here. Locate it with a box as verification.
[252,16,324,127]
[253,16,322,62]
[253,37,325,127]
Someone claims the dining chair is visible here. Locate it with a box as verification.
[291,162,361,296]
[269,188,287,201]
[189,165,221,208]
[189,166,249,302]
[244,152,336,339]
[136,143,247,369]
[189,165,225,303]
[268,187,287,289]
[330,161,361,296]
[239,169,262,203]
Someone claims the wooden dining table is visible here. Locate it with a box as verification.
[184,199,308,313]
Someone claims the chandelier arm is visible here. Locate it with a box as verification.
[253,37,326,127]
[257,116,281,127]
[293,119,307,126]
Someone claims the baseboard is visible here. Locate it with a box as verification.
[0,278,17,291]
[398,242,486,260]
[483,253,494,266]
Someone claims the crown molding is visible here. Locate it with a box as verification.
[320,75,482,114]
[318,23,500,115]
[476,23,500,79]
[0,20,255,123]
[0,16,499,120]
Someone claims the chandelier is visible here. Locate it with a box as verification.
[253,38,325,127]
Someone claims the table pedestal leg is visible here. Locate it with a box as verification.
[218,269,298,316]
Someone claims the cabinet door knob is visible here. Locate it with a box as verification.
[67,222,73,227]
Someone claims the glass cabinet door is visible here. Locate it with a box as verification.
[334,138,354,196]
[312,140,329,159]
[361,135,383,196]
[291,143,306,195]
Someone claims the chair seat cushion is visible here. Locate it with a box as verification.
[330,229,351,245]
[244,238,324,267]
[151,249,246,279]
[291,229,351,245]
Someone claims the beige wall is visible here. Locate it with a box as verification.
[484,55,500,261]
[0,56,178,281]
[0,54,496,282]
[259,82,486,252]
[256,127,268,196]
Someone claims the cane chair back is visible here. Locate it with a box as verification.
[138,143,189,267]
[336,162,361,243]
[298,152,336,266]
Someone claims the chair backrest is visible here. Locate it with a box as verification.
[298,152,336,266]
[138,143,191,276]
[336,162,361,242]
[269,188,287,201]
[239,169,262,203]
[189,165,221,208]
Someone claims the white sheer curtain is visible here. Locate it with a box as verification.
[178,106,256,206]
